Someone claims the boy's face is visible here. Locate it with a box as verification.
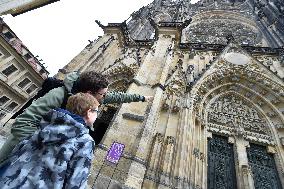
[85,107,99,127]
[94,88,108,103]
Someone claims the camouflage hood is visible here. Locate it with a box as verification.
[0,108,94,189]
[38,108,88,143]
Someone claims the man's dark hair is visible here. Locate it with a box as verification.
[73,71,109,94]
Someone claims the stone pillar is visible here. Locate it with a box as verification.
[172,108,190,188]
[144,133,164,189]
[160,136,175,186]
[234,137,255,189]
[124,27,178,189]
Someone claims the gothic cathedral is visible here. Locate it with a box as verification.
[56,0,284,188]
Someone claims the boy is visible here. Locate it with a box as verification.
[0,93,99,189]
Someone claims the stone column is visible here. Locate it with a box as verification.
[146,133,164,189]
[160,136,175,186]
[234,137,255,189]
[125,27,178,189]
[172,108,189,188]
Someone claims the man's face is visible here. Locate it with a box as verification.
[94,88,108,102]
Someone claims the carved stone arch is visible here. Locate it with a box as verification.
[203,91,272,138]
[199,85,284,185]
[214,58,284,93]
[153,12,172,23]
[104,63,138,84]
[197,82,284,125]
[108,79,130,93]
[191,65,284,119]
[190,55,284,137]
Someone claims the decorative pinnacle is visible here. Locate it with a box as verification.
[95,20,105,29]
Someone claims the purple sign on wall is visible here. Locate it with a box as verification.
[106,142,125,164]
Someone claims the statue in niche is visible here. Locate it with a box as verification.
[222,98,230,112]
[250,122,262,132]
[186,65,194,84]
[172,98,181,112]
[210,102,217,113]
[250,109,260,120]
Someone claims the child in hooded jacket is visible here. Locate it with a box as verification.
[0,92,99,189]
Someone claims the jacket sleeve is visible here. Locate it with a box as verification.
[64,140,94,188]
[11,87,66,139]
[103,91,144,104]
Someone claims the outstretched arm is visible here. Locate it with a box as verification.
[103,91,153,104]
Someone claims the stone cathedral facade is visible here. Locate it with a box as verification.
[56,0,284,188]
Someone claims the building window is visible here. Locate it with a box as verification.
[6,102,18,111]
[39,69,45,74]
[18,78,31,89]
[0,111,6,119]
[2,64,18,77]
[25,84,37,94]
[24,53,32,60]
[3,32,14,40]
[0,96,10,106]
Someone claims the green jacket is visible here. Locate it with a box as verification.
[10,72,144,139]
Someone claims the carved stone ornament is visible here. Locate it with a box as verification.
[166,136,175,144]
[207,94,270,137]
[165,68,186,97]
[155,133,164,143]
[190,54,284,116]
[241,164,251,175]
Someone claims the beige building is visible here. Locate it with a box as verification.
[56,0,284,188]
[0,18,48,138]
[0,0,59,16]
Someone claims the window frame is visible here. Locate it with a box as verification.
[3,31,14,41]
[18,78,32,89]
[25,83,37,94]
[0,110,6,120]
[0,96,10,107]
[1,64,18,77]
[5,101,18,111]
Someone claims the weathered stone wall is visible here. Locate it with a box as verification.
[56,1,284,189]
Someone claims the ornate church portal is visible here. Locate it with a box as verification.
[56,0,284,188]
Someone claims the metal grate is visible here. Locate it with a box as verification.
[207,135,237,189]
[247,144,283,189]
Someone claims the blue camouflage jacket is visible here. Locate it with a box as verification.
[0,109,94,189]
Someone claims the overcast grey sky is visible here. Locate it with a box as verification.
[3,0,199,76]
